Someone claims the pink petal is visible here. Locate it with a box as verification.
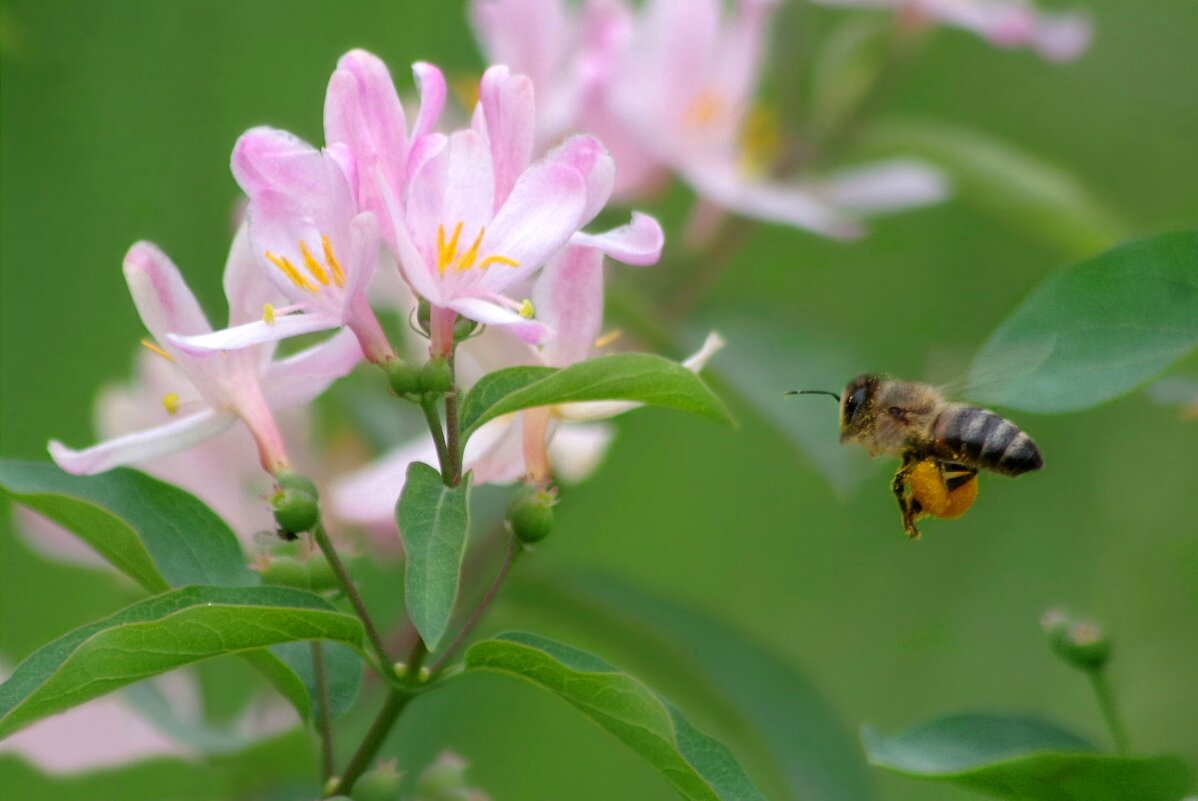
[410,62,448,143]
[123,242,213,346]
[49,411,235,475]
[570,211,664,265]
[552,135,615,226]
[264,329,364,409]
[168,312,343,355]
[548,421,616,483]
[476,160,587,292]
[715,0,777,105]
[816,160,949,215]
[222,224,286,328]
[686,166,864,239]
[1031,11,1092,62]
[374,166,444,304]
[329,437,437,530]
[446,297,551,344]
[473,65,535,209]
[533,246,604,367]
[405,130,496,266]
[232,127,328,200]
[465,415,528,485]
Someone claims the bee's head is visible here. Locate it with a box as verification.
[839,373,881,443]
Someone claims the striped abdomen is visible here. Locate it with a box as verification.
[932,405,1043,476]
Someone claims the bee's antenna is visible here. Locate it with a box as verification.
[785,389,841,402]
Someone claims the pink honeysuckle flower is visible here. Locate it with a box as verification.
[472,0,946,239]
[379,64,663,352]
[812,0,1092,61]
[49,227,363,476]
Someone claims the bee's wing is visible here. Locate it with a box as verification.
[930,339,1057,406]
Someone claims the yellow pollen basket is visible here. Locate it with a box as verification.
[140,339,176,363]
[161,392,181,415]
[435,222,520,275]
[266,234,347,293]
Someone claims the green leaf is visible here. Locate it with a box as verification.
[508,574,875,801]
[0,585,364,738]
[0,460,255,592]
[970,230,1198,413]
[397,462,472,651]
[862,120,1125,257]
[0,460,362,722]
[458,353,731,444]
[464,631,767,801]
[862,712,1193,801]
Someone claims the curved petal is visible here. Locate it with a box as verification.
[533,245,604,367]
[556,398,641,421]
[681,330,726,371]
[569,211,664,266]
[123,242,213,345]
[474,65,535,209]
[446,297,551,344]
[464,415,527,486]
[232,127,327,199]
[476,160,587,292]
[328,437,436,529]
[410,61,448,143]
[264,329,364,409]
[168,312,342,355]
[222,223,285,328]
[686,166,864,239]
[815,160,949,215]
[552,135,615,225]
[374,166,443,304]
[49,410,235,475]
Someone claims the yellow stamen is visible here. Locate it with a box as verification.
[263,303,276,324]
[479,254,520,269]
[299,240,331,285]
[594,328,623,349]
[321,235,347,287]
[518,299,535,319]
[162,392,181,415]
[140,338,175,362]
[457,228,486,271]
[266,251,318,292]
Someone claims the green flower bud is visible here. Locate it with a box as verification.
[1041,609,1111,672]
[506,485,556,544]
[258,555,309,588]
[272,488,319,535]
[351,760,403,801]
[419,359,455,395]
[386,359,422,397]
[452,316,479,342]
[275,470,318,498]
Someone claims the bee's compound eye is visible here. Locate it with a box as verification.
[844,386,868,420]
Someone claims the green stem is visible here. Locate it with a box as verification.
[311,641,335,782]
[311,522,392,673]
[444,352,463,487]
[1087,670,1129,754]
[429,534,521,675]
[332,690,413,797]
[419,398,452,480]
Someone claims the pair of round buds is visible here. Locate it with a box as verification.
[386,357,454,399]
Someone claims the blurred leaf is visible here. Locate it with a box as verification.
[0,460,363,722]
[509,574,876,801]
[464,631,766,801]
[458,354,731,444]
[398,462,471,651]
[0,585,364,738]
[862,712,1193,801]
[0,728,315,801]
[269,641,361,719]
[0,461,253,592]
[808,15,894,139]
[863,120,1125,256]
[970,230,1198,413]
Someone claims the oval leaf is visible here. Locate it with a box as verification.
[970,230,1198,413]
[464,631,766,801]
[863,120,1125,257]
[0,460,362,722]
[0,460,254,592]
[862,712,1192,801]
[508,574,875,801]
[458,354,731,443]
[397,462,472,651]
[0,585,365,738]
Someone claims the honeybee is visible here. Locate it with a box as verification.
[790,374,1044,538]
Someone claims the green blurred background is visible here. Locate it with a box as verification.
[2,1,1196,800]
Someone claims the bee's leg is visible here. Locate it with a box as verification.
[941,466,979,519]
[891,459,922,539]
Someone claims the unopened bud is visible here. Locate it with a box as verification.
[420,359,454,395]
[258,554,339,593]
[453,316,479,342]
[386,359,423,397]
[506,485,556,544]
[1042,609,1110,671]
[272,472,320,535]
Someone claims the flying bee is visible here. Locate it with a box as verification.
[789,374,1044,538]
